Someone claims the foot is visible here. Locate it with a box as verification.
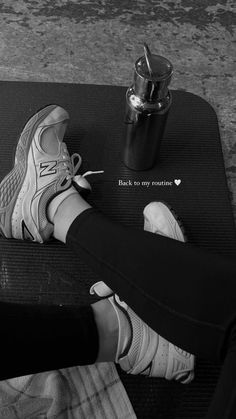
[0,105,91,243]
[90,281,195,383]
[143,201,187,242]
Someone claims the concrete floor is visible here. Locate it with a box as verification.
[0,0,235,219]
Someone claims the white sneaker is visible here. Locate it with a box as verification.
[143,201,187,242]
[0,105,103,243]
[90,281,195,383]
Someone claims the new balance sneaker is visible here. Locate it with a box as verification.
[143,201,187,242]
[0,105,102,243]
[90,281,195,383]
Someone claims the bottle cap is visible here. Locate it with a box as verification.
[134,44,173,102]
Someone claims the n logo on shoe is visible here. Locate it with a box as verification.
[39,161,57,177]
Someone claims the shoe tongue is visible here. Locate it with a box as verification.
[40,126,61,155]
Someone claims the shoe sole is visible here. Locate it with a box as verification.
[160,200,188,243]
[0,105,68,239]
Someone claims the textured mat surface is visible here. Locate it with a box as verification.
[0,81,235,418]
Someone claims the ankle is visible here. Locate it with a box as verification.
[92,299,119,362]
[48,187,78,223]
[109,297,132,362]
[49,189,92,242]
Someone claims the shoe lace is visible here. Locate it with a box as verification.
[60,142,104,182]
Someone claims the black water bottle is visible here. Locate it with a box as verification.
[123,44,173,170]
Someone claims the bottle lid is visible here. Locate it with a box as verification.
[134,44,173,102]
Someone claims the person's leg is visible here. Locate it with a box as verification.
[53,193,236,362]
[52,195,236,418]
[0,301,99,379]
[0,295,127,380]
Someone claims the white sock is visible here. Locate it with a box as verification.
[47,186,78,222]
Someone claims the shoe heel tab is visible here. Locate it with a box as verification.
[89,281,113,297]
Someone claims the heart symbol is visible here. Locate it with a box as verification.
[174,179,181,186]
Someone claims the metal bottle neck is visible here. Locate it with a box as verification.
[134,54,173,102]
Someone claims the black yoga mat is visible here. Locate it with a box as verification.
[0,81,235,418]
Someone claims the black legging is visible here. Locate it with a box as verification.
[1,208,236,418]
[67,208,236,419]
